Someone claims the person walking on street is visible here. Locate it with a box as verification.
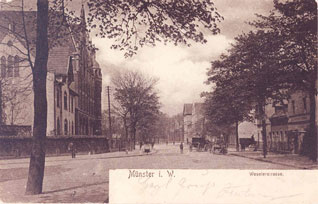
[180,142,184,154]
[68,142,76,158]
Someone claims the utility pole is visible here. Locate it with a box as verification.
[107,86,112,141]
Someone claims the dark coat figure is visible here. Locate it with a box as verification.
[251,135,255,143]
[151,141,155,149]
[68,142,76,158]
[139,141,143,150]
[180,143,183,154]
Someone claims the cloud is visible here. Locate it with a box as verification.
[94,34,232,115]
[92,0,274,116]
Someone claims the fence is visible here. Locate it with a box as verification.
[0,135,109,157]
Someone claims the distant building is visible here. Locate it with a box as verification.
[0,4,102,136]
[183,103,193,144]
[182,103,206,143]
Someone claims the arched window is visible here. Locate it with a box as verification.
[64,119,68,135]
[64,91,67,110]
[56,87,60,107]
[57,118,60,135]
[14,55,19,77]
[71,96,74,113]
[0,56,6,77]
[7,55,13,77]
[72,121,74,135]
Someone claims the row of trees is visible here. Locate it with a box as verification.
[203,0,317,160]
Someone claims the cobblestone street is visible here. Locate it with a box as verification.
[0,143,302,203]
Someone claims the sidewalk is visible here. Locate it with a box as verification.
[0,145,160,203]
[228,148,318,169]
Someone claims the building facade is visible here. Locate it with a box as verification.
[0,5,102,136]
[183,103,206,143]
[265,91,311,154]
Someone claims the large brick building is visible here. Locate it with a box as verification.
[0,3,102,136]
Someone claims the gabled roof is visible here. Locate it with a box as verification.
[47,46,71,75]
[183,104,193,115]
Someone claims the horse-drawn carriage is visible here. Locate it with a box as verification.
[211,137,227,154]
[191,137,211,152]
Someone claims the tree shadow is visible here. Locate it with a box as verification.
[42,181,108,194]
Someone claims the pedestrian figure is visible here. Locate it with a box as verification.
[189,143,193,152]
[180,143,183,154]
[68,142,76,158]
[151,141,155,149]
[139,141,143,150]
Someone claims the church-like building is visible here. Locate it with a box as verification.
[0,2,102,136]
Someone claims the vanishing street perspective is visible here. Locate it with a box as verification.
[0,0,317,203]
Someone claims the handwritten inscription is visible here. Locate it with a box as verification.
[120,170,307,203]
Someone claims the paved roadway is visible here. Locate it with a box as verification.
[0,143,292,203]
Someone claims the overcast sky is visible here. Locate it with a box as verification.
[4,0,274,116]
[95,0,274,116]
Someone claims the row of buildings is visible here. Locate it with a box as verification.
[0,1,102,137]
[183,89,317,155]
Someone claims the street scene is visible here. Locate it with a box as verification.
[0,0,317,203]
[2,143,317,203]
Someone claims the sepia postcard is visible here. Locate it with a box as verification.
[0,0,317,203]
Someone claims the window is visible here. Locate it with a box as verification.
[7,55,13,77]
[64,91,67,110]
[303,97,307,112]
[292,100,295,114]
[57,118,60,135]
[71,96,74,113]
[14,55,19,77]
[64,119,68,135]
[72,121,74,135]
[69,94,71,111]
[8,23,15,32]
[1,56,6,77]
[56,88,60,107]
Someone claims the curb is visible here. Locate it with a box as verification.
[229,153,314,169]
[98,149,158,160]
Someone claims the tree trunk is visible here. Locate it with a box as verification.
[0,82,2,124]
[132,126,136,150]
[25,0,49,195]
[258,100,267,158]
[235,120,239,151]
[123,117,129,150]
[308,86,317,161]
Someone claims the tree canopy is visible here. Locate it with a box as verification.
[87,0,223,56]
[112,70,160,147]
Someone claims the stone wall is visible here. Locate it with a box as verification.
[0,136,109,157]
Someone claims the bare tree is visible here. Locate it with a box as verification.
[112,70,160,149]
